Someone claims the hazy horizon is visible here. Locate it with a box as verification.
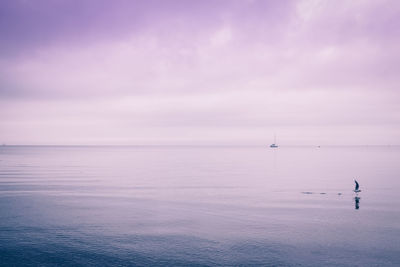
[1,0,400,145]
[2,144,400,147]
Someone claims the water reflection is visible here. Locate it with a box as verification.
[354,196,361,210]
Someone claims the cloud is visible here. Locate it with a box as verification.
[1,0,400,144]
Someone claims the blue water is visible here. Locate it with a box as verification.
[0,146,399,266]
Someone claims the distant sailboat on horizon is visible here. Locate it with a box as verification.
[270,134,278,148]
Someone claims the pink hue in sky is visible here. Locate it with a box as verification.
[1,0,399,145]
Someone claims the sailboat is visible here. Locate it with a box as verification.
[270,134,278,148]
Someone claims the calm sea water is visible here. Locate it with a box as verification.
[0,145,399,266]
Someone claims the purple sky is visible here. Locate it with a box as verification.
[1,0,400,145]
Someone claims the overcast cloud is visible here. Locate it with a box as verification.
[1,0,399,145]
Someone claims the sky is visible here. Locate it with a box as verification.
[1,0,399,145]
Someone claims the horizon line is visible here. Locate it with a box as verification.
[1,144,399,147]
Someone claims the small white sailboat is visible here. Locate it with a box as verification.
[270,134,278,148]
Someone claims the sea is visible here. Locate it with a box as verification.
[0,145,399,266]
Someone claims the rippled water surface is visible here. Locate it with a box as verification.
[0,146,399,266]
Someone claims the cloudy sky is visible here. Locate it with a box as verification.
[1,0,399,145]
